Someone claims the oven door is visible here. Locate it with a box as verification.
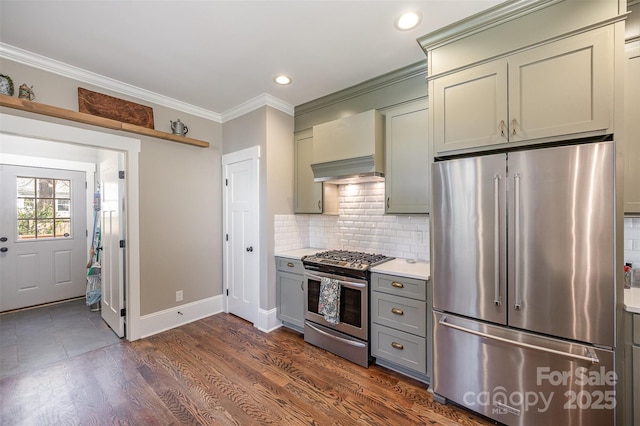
[304,270,368,341]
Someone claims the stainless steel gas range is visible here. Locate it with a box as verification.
[302,250,393,367]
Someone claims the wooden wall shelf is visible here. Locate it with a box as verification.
[0,94,210,148]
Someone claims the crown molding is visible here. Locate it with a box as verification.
[294,60,427,117]
[221,93,294,122]
[417,0,560,52]
[2,43,294,124]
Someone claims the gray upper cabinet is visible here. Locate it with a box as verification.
[294,129,322,214]
[432,26,614,156]
[384,100,431,214]
[624,4,640,214]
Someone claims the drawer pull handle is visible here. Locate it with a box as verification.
[391,342,404,350]
[391,308,404,315]
[287,262,295,268]
[391,281,404,289]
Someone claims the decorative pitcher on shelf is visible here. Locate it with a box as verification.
[170,119,188,136]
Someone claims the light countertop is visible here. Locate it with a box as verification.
[625,287,640,314]
[371,258,430,281]
[274,248,322,260]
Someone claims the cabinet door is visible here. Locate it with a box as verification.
[294,130,322,213]
[508,26,613,143]
[634,345,640,426]
[625,44,640,213]
[385,100,431,214]
[432,59,508,155]
[276,270,305,330]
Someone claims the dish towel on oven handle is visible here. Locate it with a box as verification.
[318,277,341,325]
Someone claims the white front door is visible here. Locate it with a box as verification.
[223,147,259,324]
[0,165,87,311]
[99,154,125,337]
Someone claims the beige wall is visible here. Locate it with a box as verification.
[265,107,294,308]
[0,58,224,317]
[222,106,294,311]
[138,137,222,314]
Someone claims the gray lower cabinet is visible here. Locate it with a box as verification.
[633,313,640,426]
[634,343,639,426]
[624,311,640,426]
[371,272,430,383]
[276,257,305,332]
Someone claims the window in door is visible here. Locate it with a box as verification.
[16,176,72,240]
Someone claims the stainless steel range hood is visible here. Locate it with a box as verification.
[311,156,384,184]
[311,110,384,184]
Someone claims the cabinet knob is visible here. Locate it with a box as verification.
[391,281,404,289]
[391,342,404,350]
[391,307,404,315]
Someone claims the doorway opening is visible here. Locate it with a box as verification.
[0,113,142,340]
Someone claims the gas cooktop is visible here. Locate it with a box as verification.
[302,250,394,271]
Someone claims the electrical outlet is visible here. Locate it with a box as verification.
[176,290,183,302]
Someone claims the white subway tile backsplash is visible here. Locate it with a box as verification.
[625,216,640,268]
[304,182,430,260]
[273,214,310,253]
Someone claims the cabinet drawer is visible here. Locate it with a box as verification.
[371,273,426,301]
[276,257,304,274]
[371,292,426,337]
[371,323,426,374]
[634,314,640,345]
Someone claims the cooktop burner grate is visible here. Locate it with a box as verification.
[302,250,394,271]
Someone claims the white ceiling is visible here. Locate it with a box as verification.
[0,0,504,119]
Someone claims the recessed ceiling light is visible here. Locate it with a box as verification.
[274,75,292,85]
[394,11,422,31]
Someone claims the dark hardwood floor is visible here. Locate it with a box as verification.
[0,313,493,425]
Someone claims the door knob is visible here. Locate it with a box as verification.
[0,247,7,253]
[0,237,7,242]
[246,246,253,252]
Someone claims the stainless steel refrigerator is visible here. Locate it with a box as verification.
[431,141,619,425]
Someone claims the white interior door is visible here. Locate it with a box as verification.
[223,147,259,325]
[100,154,125,337]
[0,165,87,311]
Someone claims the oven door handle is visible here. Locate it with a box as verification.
[304,272,366,289]
[305,322,366,348]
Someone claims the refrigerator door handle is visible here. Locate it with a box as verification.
[514,174,522,311]
[438,316,600,364]
[494,175,501,306]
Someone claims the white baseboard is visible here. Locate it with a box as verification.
[257,307,282,333]
[139,295,224,339]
